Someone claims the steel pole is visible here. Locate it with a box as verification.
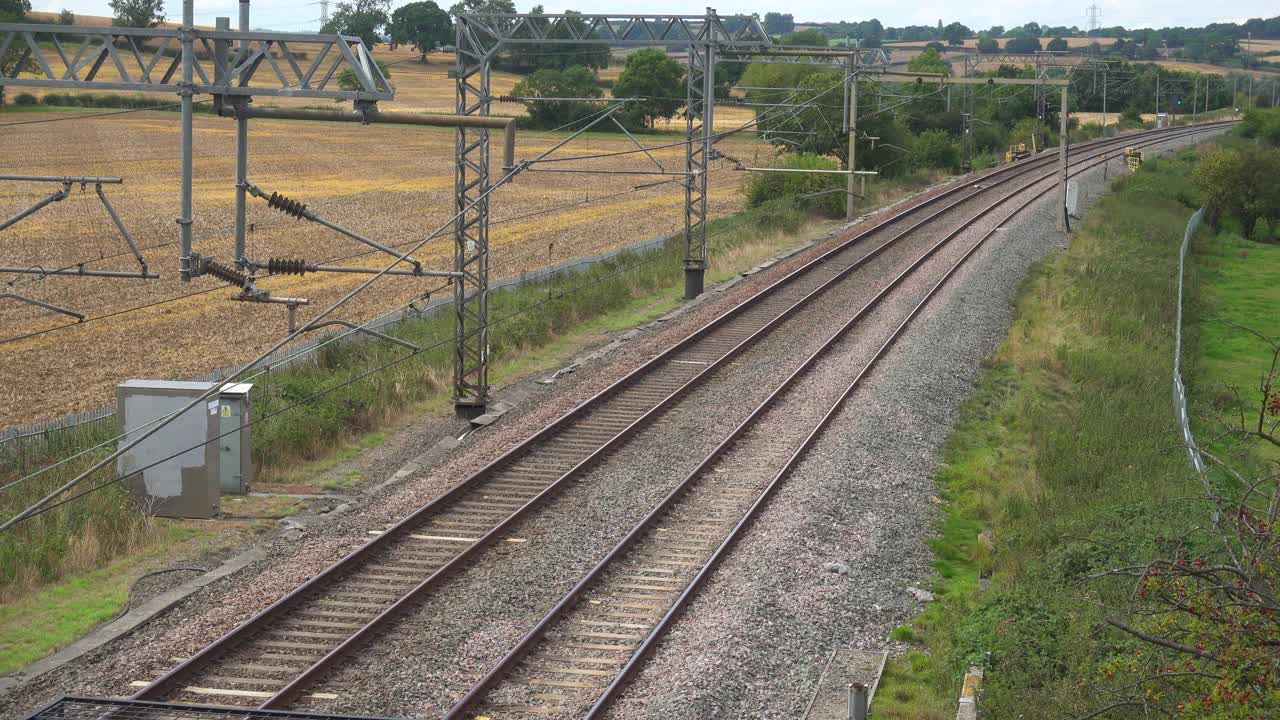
[847,71,858,222]
[235,0,251,267]
[178,0,195,281]
[1057,84,1068,231]
[1102,69,1107,134]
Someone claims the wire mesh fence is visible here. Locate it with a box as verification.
[0,230,674,475]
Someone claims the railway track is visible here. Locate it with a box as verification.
[132,120,1231,711]
[439,120,1232,719]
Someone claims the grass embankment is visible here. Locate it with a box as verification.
[872,150,1213,718]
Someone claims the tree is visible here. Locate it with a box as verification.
[1193,147,1280,237]
[782,29,829,47]
[612,48,685,129]
[908,47,951,75]
[763,12,794,36]
[1005,35,1042,53]
[337,58,390,92]
[1046,37,1069,52]
[449,0,514,16]
[322,0,391,50]
[0,0,31,107]
[513,66,602,129]
[977,35,999,53]
[109,0,164,28]
[57,8,74,24]
[492,7,609,73]
[389,1,451,61]
[911,129,960,170]
[986,25,1005,37]
[943,22,971,46]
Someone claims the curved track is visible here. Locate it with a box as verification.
[440,120,1230,719]
[133,121,1231,711]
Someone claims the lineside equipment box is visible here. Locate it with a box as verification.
[117,380,221,518]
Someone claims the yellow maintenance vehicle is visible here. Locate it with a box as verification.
[1123,147,1144,171]
[1005,133,1039,163]
[1004,142,1031,163]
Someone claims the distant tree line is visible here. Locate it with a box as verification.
[784,14,1280,68]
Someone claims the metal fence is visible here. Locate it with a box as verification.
[1173,207,1206,475]
[0,231,674,466]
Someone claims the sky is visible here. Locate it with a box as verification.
[30,1,1276,34]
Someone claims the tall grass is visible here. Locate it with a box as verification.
[873,149,1215,718]
[0,199,812,598]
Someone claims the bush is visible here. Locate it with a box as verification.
[13,92,37,106]
[745,153,845,218]
[971,151,997,171]
[42,92,67,106]
[911,129,961,172]
[1240,107,1280,146]
[513,66,603,130]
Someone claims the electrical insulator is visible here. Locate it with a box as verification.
[203,258,248,286]
[265,191,309,219]
[267,258,309,276]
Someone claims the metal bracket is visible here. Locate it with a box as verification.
[0,292,85,320]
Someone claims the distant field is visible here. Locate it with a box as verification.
[0,109,759,425]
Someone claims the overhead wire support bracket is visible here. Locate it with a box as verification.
[243,181,426,274]
[0,293,85,321]
[0,175,159,278]
[0,183,71,233]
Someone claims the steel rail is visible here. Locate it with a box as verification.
[261,124,1229,710]
[134,120,1230,708]
[448,121,1232,719]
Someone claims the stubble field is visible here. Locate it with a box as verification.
[0,101,763,426]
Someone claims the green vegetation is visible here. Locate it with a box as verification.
[321,0,392,49]
[874,146,1280,718]
[906,47,951,75]
[1195,109,1280,238]
[744,153,844,217]
[388,1,451,62]
[513,66,603,130]
[612,48,686,130]
[0,521,218,674]
[108,0,163,28]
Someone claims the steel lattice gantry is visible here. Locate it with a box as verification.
[450,10,772,414]
[0,1,391,284]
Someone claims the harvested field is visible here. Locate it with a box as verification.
[0,109,763,426]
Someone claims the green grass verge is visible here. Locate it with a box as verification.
[0,522,215,674]
[1194,217,1280,465]
[872,149,1215,718]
